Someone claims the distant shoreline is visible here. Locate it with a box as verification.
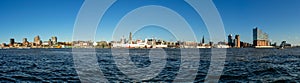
[1,47,300,49]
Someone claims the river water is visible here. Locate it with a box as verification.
[0,48,299,82]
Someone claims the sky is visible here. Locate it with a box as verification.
[0,0,300,45]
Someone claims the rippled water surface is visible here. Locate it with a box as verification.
[0,48,299,82]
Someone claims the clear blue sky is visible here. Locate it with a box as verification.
[1,0,300,45]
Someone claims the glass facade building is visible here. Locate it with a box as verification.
[253,27,269,46]
[253,27,268,41]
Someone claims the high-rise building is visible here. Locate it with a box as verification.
[34,35,41,46]
[228,34,233,47]
[51,36,57,45]
[129,32,132,44]
[201,35,205,44]
[9,38,15,46]
[253,27,269,46]
[235,35,240,48]
[23,38,29,46]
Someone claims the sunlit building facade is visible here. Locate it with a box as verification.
[34,35,42,46]
[235,35,240,48]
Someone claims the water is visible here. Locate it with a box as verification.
[0,48,299,82]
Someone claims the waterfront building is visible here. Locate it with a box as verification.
[51,36,57,45]
[201,35,205,44]
[34,35,42,46]
[48,39,53,46]
[228,34,233,47]
[22,38,29,46]
[146,38,156,46]
[280,41,292,48]
[120,36,126,44]
[156,39,163,45]
[23,38,28,44]
[175,41,181,48]
[271,42,277,46]
[209,42,213,46]
[241,41,252,48]
[166,42,176,48]
[112,37,160,48]
[183,41,197,48]
[129,32,132,44]
[235,35,240,48]
[217,41,227,45]
[253,27,269,46]
[1,43,7,47]
[42,41,49,46]
[155,40,168,48]
[136,39,143,44]
[9,38,15,47]
[15,43,22,47]
[73,41,93,47]
[97,41,108,48]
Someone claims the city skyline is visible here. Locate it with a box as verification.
[0,27,293,48]
[1,0,300,45]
